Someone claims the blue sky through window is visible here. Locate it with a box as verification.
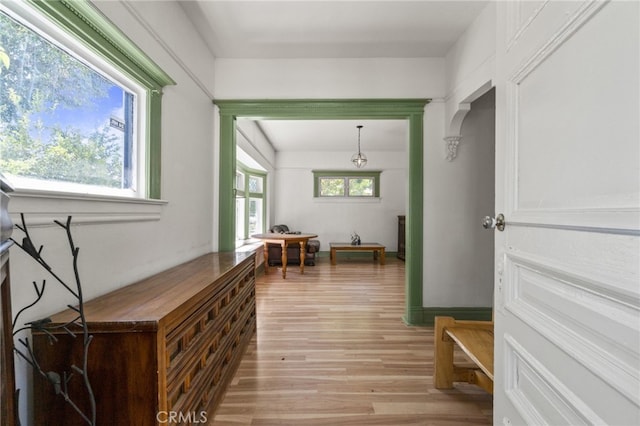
[30,85,126,140]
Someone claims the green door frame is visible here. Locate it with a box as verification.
[214,99,429,325]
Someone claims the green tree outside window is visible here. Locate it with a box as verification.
[0,11,129,189]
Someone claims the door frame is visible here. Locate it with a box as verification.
[214,98,429,325]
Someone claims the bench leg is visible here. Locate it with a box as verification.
[472,370,494,394]
[434,316,456,389]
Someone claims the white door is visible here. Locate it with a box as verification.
[494,1,639,425]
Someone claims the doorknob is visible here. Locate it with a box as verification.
[482,213,505,232]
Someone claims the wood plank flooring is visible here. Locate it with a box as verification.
[211,256,493,425]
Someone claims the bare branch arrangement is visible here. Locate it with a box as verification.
[11,214,96,425]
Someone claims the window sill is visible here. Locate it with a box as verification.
[9,189,167,226]
[313,197,382,203]
[235,240,263,252]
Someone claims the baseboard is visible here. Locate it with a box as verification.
[405,306,493,326]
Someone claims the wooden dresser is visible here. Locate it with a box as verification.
[33,251,256,425]
[0,176,16,426]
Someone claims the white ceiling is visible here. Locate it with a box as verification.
[180,0,489,59]
[257,119,409,152]
[180,0,489,153]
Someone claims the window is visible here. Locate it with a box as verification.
[313,170,381,198]
[235,163,266,243]
[0,0,173,199]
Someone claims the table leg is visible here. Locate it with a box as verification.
[299,241,305,274]
[281,241,287,279]
[263,242,270,274]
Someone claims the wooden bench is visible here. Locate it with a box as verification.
[329,242,386,265]
[434,316,494,394]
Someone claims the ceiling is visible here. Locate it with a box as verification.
[179,0,489,154]
[180,0,488,59]
[256,119,409,152]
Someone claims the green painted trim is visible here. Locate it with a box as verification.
[404,113,424,326]
[147,91,162,198]
[27,0,175,89]
[405,307,493,327]
[312,170,382,198]
[25,0,175,199]
[214,99,428,119]
[238,163,268,180]
[219,113,236,251]
[214,99,429,323]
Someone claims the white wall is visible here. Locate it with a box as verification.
[418,2,497,308]
[274,150,407,251]
[444,1,496,129]
[214,58,446,99]
[423,91,495,307]
[7,1,218,423]
[236,120,276,172]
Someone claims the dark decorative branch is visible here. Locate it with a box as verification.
[13,214,78,298]
[10,215,96,425]
[11,280,46,330]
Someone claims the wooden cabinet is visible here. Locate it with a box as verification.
[33,252,256,425]
[0,178,16,426]
[397,215,405,261]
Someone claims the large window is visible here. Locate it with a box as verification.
[313,170,381,198]
[0,1,173,198]
[235,163,266,243]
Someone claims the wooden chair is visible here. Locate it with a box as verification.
[434,316,494,394]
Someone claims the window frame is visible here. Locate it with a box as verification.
[235,162,266,243]
[1,0,174,200]
[313,170,381,198]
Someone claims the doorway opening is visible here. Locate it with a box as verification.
[215,98,429,324]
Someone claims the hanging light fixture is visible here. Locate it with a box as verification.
[351,125,368,168]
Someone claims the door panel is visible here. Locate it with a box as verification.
[514,1,639,213]
[495,1,640,425]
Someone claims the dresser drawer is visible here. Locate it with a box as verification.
[165,258,256,414]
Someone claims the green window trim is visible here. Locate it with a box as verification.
[24,0,175,199]
[236,162,267,241]
[237,163,266,196]
[312,170,381,198]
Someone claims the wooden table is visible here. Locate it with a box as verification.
[330,242,386,265]
[252,233,318,278]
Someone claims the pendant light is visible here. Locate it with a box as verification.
[351,125,367,168]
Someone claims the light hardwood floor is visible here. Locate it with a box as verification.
[211,256,492,425]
